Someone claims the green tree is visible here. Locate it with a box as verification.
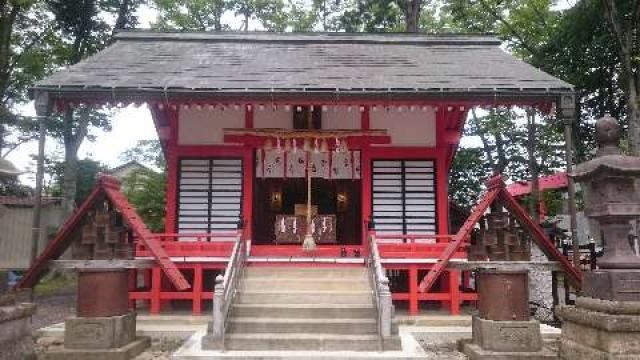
[48,158,107,205]
[0,1,55,157]
[153,0,229,30]
[45,0,143,215]
[120,140,166,232]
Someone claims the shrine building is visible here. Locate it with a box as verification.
[26,31,574,316]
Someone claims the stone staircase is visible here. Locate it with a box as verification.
[223,266,402,351]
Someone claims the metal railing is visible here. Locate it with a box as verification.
[367,232,393,350]
[211,232,246,349]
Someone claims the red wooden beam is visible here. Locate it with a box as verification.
[418,183,501,293]
[418,175,582,293]
[16,175,190,292]
[498,189,581,287]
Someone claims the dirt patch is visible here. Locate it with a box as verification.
[31,292,75,330]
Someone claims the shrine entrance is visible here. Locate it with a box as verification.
[252,177,362,246]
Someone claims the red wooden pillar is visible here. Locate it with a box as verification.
[409,265,419,315]
[165,108,179,233]
[193,264,203,315]
[449,270,461,315]
[361,106,371,254]
[440,270,451,310]
[243,146,254,242]
[361,144,371,254]
[150,266,161,314]
[243,105,254,244]
[128,269,137,310]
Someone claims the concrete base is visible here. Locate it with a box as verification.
[471,316,542,352]
[64,312,137,349]
[460,339,558,360]
[39,336,150,360]
[556,299,640,359]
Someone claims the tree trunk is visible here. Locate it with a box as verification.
[405,0,421,33]
[627,78,640,155]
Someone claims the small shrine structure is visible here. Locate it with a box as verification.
[21,31,579,319]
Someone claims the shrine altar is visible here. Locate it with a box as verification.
[274,215,337,244]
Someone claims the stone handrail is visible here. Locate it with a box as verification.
[211,232,245,348]
[368,232,393,346]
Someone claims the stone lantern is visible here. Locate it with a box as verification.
[557,114,640,359]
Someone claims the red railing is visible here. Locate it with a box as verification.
[135,231,241,257]
[373,233,468,259]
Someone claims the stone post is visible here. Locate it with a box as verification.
[0,292,36,360]
[44,177,151,360]
[461,211,557,359]
[557,114,640,359]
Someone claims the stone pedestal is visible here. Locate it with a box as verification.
[461,316,558,359]
[0,293,36,360]
[461,269,557,359]
[582,270,640,302]
[557,296,640,359]
[43,269,150,360]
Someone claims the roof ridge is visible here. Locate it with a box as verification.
[113,30,501,46]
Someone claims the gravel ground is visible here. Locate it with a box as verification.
[413,332,469,359]
[31,292,75,330]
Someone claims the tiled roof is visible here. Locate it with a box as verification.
[34,31,572,98]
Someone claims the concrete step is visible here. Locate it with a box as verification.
[224,333,402,351]
[231,304,376,319]
[241,278,369,291]
[227,317,377,335]
[236,290,373,304]
[244,267,368,278]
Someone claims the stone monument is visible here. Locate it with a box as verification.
[462,210,557,359]
[557,114,640,359]
[43,176,150,360]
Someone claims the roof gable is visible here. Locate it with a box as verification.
[16,175,189,291]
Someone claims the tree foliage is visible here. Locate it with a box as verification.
[120,140,166,232]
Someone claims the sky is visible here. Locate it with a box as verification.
[11,1,575,184]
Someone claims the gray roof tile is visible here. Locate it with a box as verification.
[35,31,572,95]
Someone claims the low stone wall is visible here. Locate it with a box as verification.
[0,292,36,360]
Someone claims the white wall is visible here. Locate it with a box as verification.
[178,105,437,147]
[322,106,360,129]
[370,107,436,146]
[178,107,244,145]
[254,107,293,129]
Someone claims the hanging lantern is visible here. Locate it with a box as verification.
[264,138,273,151]
[276,137,282,152]
[303,138,311,152]
[284,138,292,152]
[292,138,298,153]
[320,139,329,153]
[335,138,341,152]
[314,139,320,153]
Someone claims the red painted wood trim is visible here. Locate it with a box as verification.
[193,264,203,314]
[242,146,254,241]
[361,145,372,255]
[150,267,161,314]
[449,270,461,315]
[419,186,501,293]
[361,106,370,129]
[436,153,449,236]
[165,107,179,233]
[409,265,419,315]
[245,104,254,128]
